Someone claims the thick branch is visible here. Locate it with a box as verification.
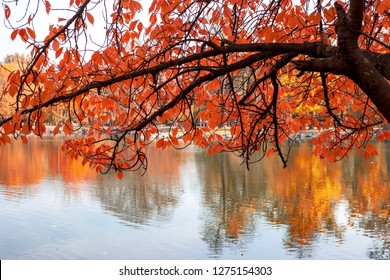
[292,57,345,74]
[347,0,364,35]
[334,1,361,49]
[348,49,390,122]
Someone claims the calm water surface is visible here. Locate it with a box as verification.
[1,137,390,259]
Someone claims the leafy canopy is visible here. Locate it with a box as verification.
[1,0,390,176]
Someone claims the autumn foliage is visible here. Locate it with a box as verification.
[0,0,389,174]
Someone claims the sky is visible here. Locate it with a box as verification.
[0,0,152,60]
[0,12,29,59]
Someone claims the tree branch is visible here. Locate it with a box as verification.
[347,0,364,35]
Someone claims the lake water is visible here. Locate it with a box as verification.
[1,137,389,259]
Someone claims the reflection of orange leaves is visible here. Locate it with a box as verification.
[352,146,390,219]
[145,146,182,177]
[0,138,48,191]
[289,215,318,245]
[60,156,96,183]
[364,144,379,159]
[226,217,241,239]
[267,141,342,245]
[225,204,256,240]
[0,137,98,196]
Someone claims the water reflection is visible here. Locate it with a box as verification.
[0,137,390,259]
[0,137,97,196]
[195,141,390,259]
[93,147,185,226]
[195,150,265,256]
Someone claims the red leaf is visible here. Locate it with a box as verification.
[18,29,28,42]
[4,5,10,19]
[45,0,51,14]
[10,29,18,41]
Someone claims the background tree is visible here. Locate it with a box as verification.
[0,0,389,176]
[0,54,29,118]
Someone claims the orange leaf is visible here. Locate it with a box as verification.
[383,130,390,140]
[170,135,179,146]
[10,29,18,41]
[182,132,193,143]
[2,134,11,144]
[86,12,94,25]
[222,25,232,38]
[53,123,61,136]
[156,137,165,148]
[117,171,124,180]
[4,4,10,19]
[172,127,178,137]
[376,131,385,142]
[18,29,28,42]
[365,144,377,154]
[8,83,18,97]
[63,121,73,136]
[324,7,336,23]
[21,135,28,144]
[137,22,143,33]
[130,20,137,30]
[26,27,36,39]
[132,1,142,12]
[266,148,276,157]
[55,47,63,58]
[150,13,157,25]
[377,1,390,14]
[52,39,60,50]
